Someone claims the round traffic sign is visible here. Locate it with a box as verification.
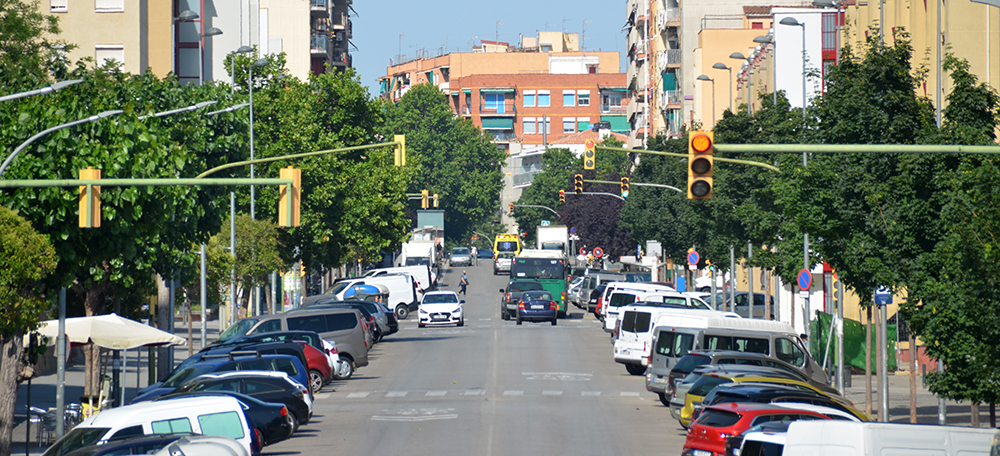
[687,251,700,265]
[593,247,604,258]
[570,227,576,235]
[797,269,812,291]
[579,247,587,256]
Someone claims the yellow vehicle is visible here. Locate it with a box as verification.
[678,372,868,427]
[493,233,521,257]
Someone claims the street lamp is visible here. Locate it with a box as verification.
[199,27,223,86]
[712,63,732,112]
[779,17,808,125]
[696,75,716,127]
[138,100,217,120]
[729,52,753,114]
[753,35,777,105]
[0,110,123,177]
[0,79,84,103]
[230,46,253,94]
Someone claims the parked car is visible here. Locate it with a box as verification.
[164,371,312,429]
[156,392,292,446]
[494,252,515,275]
[697,382,865,421]
[449,247,472,266]
[61,434,189,456]
[566,276,585,308]
[194,340,309,377]
[418,291,465,327]
[213,331,332,394]
[670,365,814,427]
[132,353,310,404]
[44,396,258,456]
[682,403,827,456]
[515,290,558,326]
[151,435,250,456]
[589,284,607,319]
[499,280,544,320]
[477,248,494,259]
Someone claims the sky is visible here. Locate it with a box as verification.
[351,0,629,96]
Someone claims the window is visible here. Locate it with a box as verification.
[577,90,590,106]
[50,0,67,12]
[483,93,503,111]
[273,358,301,377]
[563,118,575,134]
[288,315,326,333]
[95,0,124,11]
[198,411,245,440]
[695,409,741,427]
[201,381,239,392]
[775,338,806,367]
[523,90,536,107]
[703,335,769,354]
[563,90,575,107]
[326,313,358,331]
[245,380,282,395]
[151,418,193,434]
[523,118,536,134]
[109,425,144,440]
[95,45,124,69]
[602,93,623,109]
[255,319,282,333]
[538,91,550,107]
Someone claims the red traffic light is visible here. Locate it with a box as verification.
[691,133,713,153]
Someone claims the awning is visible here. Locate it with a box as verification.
[480,88,515,94]
[481,118,514,130]
[601,115,629,133]
[463,88,472,94]
[600,87,627,92]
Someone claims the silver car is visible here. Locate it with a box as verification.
[493,252,514,275]
[449,247,472,267]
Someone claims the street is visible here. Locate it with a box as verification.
[269,262,686,455]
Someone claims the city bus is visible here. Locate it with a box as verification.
[494,233,521,257]
[510,249,567,317]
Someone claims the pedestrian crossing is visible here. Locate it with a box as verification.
[317,389,647,400]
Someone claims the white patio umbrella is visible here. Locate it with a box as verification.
[30,313,186,349]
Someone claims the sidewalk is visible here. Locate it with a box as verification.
[843,371,992,426]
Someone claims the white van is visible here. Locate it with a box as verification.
[613,307,734,375]
[305,274,418,319]
[600,283,678,332]
[43,396,255,456]
[782,421,995,455]
[364,265,432,292]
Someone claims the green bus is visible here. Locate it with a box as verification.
[510,250,568,317]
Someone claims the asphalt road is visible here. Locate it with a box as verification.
[269,261,690,455]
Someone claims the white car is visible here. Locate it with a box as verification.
[322,339,352,380]
[418,291,464,327]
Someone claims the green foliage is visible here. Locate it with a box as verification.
[0,205,57,336]
[0,0,64,91]
[382,83,505,241]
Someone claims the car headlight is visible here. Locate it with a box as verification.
[454,307,462,314]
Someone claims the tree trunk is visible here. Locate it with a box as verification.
[909,332,917,423]
[866,305,873,417]
[990,403,995,428]
[0,332,25,456]
[156,275,171,382]
[972,402,981,427]
[79,284,108,397]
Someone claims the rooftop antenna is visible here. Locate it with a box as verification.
[496,21,504,43]
[582,19,591,51]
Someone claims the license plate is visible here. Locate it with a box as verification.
[432,315,448,320]
[693,450,712,456]
[653,377,669,384]
[531,305,545,310]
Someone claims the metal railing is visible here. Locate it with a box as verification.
[487,131,517,142]
[310,0,327,8]
[480,102,516,115]
[310,35,328,52]
[601,104,626,113]
[664,49,682,65]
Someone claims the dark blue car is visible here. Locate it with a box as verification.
[516,290,558,326]
[131,353,310,404]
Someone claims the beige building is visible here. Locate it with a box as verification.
[41,0,173,77]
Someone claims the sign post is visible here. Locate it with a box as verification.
[687,251,700,270]
[874,286,891,422]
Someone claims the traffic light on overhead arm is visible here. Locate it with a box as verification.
[620,177,630,198]
[393,134,406,166]
[559,189,566,204]
[278,166,301,227]
[433,193,439,208]
[687,130,714,199]
[509,203,514,215]
[584,139,596,170]
[78,167,101,228]
[421,189,429,209]
[573,173,584,195]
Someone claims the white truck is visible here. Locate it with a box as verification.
[397,241,438,284]
[536,225,569,257]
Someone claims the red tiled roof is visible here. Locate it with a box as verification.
[743,5,773,17]
[550,129,628,145]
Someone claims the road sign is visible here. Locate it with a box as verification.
[570,227,576,235]
[593,247,604,258]
[797,269,812,291]
[541,220,550,226]
[874,287,892,305]
[579,247,586,256]
[636,244,642,260]
[687,251,700,265]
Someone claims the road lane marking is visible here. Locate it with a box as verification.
[426,390,447,397]
[522,372,593,381]
[464,389,485,396]
[371,414,458,422]
[314,393,331,400]
[479,318,491,321]
[502,390,524,396]
[620,392,640,397]
[386,391,407,397]
[347,392,370,399]
[542,390,563,396]
[581,391,602,397]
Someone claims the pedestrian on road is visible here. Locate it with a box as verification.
[459,271,469,296]
[471,246,478,266]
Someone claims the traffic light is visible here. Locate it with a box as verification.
[433,193,439,208]
[584,139,596,170]
[393,134,406,166]
[687,130,714,199]
[559,189,566,204]
[509,203,514,215]
[573,173,584,195]
[78,167,101,228]
[278,166,301,227]
[620,177,630,198]
[420,189,429,209]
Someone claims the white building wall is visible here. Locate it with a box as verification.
[205,0,260,84]
[772,8,825,109]
[259,0,310,81]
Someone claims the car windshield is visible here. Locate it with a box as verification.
[405,257,430,266]
[43,427,111,456]
[522,291,553,301]
[216,318,260,344]
[451,248,470,255]
[423,294,459,304]
[163,364,218,387]
[509,281,543,292]
[672,354,712,374]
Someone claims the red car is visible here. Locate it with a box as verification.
[682,402,827,456]
[297,342,332,395]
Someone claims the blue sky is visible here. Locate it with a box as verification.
[351,0,628,96]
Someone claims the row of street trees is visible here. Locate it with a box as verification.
[0,1,505,454]
[519,31,1000,417]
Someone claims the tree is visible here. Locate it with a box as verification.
[0,206,57,456]
[212,215,286,316]
[382,83,506,241]
[0,0,63,92]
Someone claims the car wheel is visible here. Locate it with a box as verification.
[395,305,409,320]
[658,392,671,407]
[457,318,464,327]
[501,309,509,320]
[333,358,355,380]
[493,270,498,275]
[286,411,299,433]
[516,316,522,325]
[418,321,425,328]
[625,364,646,376]
[309,369,324,395]
[551,317,557,326]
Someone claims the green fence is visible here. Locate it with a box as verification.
[810,311,897,371]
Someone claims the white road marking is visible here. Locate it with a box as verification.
[542,390,563,396]
[522,372,593,381]
[371,414,458,422]
[581,391,602,397]
[426,390,447,397]
[620,392,640,397]
[386,391,407,397]
[346,392,370,399]
[314,393,331,400]
[479,318,491,321]
[464,389,486,396]
[502,390,524,396]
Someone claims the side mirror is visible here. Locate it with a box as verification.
[460,300,466,305]
[499,289,506,293]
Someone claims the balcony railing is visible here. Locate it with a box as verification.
[310,0,327,8]
[480,102,516,115]
[513,170,542,187]
[663,90,681,106]
[664,49,682,65]
[310,35,328,53]
[600,104,626,113]
[460,106,472,116]
[486,131,517,142]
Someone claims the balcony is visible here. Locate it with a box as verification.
[662,90,681,106]
[600,104,626,114]
[664,7,680,25]
[663,49,682,66]
[460,105,472,116]
[486,130,517,142]
[311,34,328,54]
[310,0,328,16]
[480,102,516,116]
